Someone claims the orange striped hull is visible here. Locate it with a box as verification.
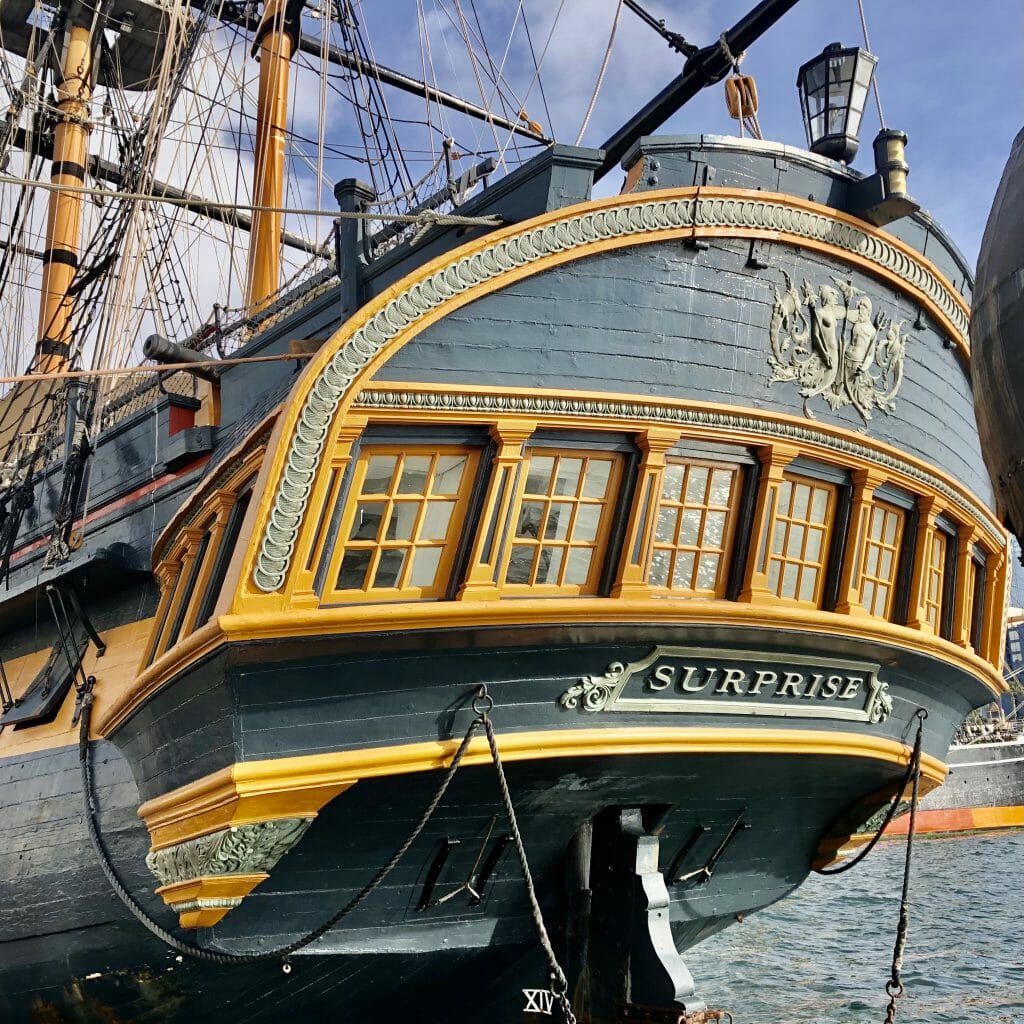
[886,804,1024,836]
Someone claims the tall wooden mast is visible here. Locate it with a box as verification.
[245,0,302,310]
[36,19,95,373]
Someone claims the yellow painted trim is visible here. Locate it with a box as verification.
[0,615,156,758]
[97,591,1006,737]
[237,185,974,611]
[156,873,269,930]
[319,444,482,602]
[138,726,947,851]
[352,384,1005,549]
[970,805,1024,830]
[215,598,1005,688]
[152,420,271,567]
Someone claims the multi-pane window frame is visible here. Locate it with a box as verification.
[192,482,256,631]
[924,513,959,640]
[497,432,634,598]
[855,483,915,623]
[144,458,262,668]
[146,518,216,666]
[967,546,988,654]
[318,428,489,604]
[760,458,850,610]
[643,441,756,600]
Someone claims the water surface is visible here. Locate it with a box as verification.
[688,831,1024,1023]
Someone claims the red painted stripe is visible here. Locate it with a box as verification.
[9,455,210,566]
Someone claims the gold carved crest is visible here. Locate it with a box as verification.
[768,272,907,426]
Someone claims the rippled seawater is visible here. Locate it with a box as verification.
[686,831,1024,1023]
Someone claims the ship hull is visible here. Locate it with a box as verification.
[0,720,937,1023]
[886,738,1024,836]
[0,135,1007,1022]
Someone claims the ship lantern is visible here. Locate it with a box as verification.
[797,42,877,163]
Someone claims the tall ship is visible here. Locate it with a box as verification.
[0,1,1011,1021]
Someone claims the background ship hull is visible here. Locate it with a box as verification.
[886,738,1024,836]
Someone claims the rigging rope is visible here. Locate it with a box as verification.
[478,692,577,1024]
[0,350,316,387]
[0,173,503,225]
[78,683,483,966]
[78,678,576,1021]
[883,709,926,1024]
[495,0,566,169]
[719,33,763,141]
[855,0,886,128]
[574,0,624,146]
[815,710,925,877]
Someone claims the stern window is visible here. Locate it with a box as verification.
[328,447,479,599]
[967,552,987,653]
[647,459,739,596]
[765,475,836,605]
[858,501,905,618]
[500,450,623,595]
[922,529,947,632]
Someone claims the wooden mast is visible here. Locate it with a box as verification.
[245,0,300,311]
[36,20,95,373]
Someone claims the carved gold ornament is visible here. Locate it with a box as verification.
[769,272,908,426]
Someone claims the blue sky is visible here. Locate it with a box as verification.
[354,0,1023,269]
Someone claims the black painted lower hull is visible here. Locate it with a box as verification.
[0,738,926,1022]
[1,622,992,1022]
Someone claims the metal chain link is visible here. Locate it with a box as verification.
[818,712,926,876]
[83,672,577,1017]
[79,685,483,967]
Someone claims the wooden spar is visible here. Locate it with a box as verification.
[245,0,299,311]
[36,21,94,373]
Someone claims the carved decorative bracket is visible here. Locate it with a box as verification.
[147,817,313,928]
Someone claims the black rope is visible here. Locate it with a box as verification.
[79,685,482,967]
[884,708,927,1024]
[477,689,577,1024]
[816,710,927,876]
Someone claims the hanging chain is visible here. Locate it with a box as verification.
[475,686,578,1024]
[883,708,927,1024]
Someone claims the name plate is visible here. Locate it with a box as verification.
[559,646,893,723]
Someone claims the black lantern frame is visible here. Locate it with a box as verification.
[797,42,877,163]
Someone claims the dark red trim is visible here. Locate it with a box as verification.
[9,455,211,567]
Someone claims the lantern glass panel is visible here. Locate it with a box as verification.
[798,44,876,161]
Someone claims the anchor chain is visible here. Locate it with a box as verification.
[883,708,927,1023]
[81,673,578,1022]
